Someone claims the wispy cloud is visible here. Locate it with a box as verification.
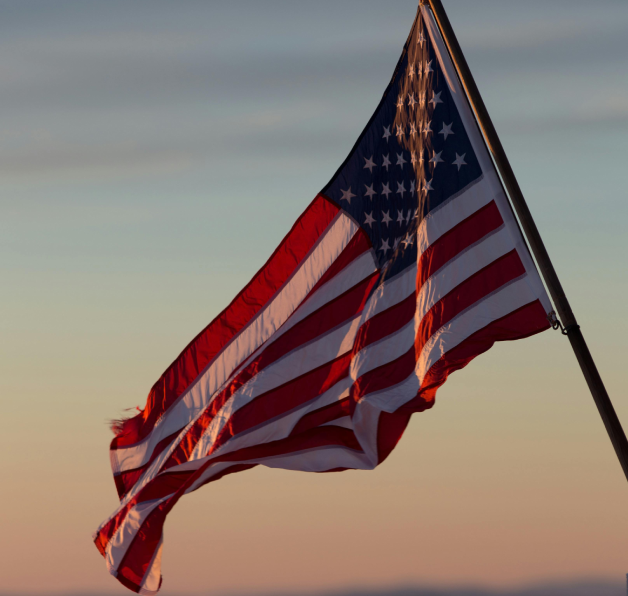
[0,141,198,181]
[497,94,628,135]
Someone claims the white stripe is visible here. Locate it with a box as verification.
[139,537,163,595]
[105,497,167,575]
[346,262,426,383]
[249,445,372,473]
[189,316,362,461]
[416,174,500,257]
[350,318,415,381]
[417,225,515,320]
[185,446,374,493]
[110,213,359,476]
[289,250,377,328]
[360,261,417,322]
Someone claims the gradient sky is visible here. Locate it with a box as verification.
[1,1,628,594]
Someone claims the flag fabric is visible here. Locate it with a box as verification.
[94,6,552,594]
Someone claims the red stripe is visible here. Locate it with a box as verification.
[193,463,258,490]
[352,346,417,403]
[418,200,503,290]
[162,272,378,470]
[111,195,339,450]
[94,500,134,557]
[376,410,413,465]
[306,227,372,297]
[116,500,171,590]
[353,291,416,355]
[209,353,354,456]
[135,471,194,504]
[113,426,363,587]
[416,249,525,354]
[114,469,142,501]
[114,430,181,499]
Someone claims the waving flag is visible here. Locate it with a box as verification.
[94,5,552,594]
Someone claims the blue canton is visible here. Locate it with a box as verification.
[322,14,482,280]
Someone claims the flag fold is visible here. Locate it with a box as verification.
[94,6,551,594]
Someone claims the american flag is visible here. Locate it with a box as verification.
[94,6,552,594]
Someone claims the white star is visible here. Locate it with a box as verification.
[453,152,467,170]
[383,126,391,142]
[340,187,356,203]
[410,151,417,164]
[430,91,443,108]
[396,152,406,168]
[396,210,405,225]
[408,63,415,79]
[417,31,425,46]
[363,155,376,172]
[408,93,416,109]
[439,122,454,140]
[416,62,423,78]
[409,122,417,137]
[424,60,433,75]
[381,182,391,199]
[403,232,415,247]
[393,237,401,250]
[423,120,432,136]
[410,180,416,195]
[419,92,426,107]
[423,178,434,192]
[364,183,376,200]
[382,154,391,170]
[396,124,404,139]
[396,181,406,197]
[381,211,392,226]
[379,238,391,255]
[430,150,444,168]
[397,96,405,109]
[417,149,424,164]
[364,212,375,227]
[405,209,412,224]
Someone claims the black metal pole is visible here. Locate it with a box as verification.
[425,0,628,482]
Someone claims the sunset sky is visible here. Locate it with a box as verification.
[1,1,628,594]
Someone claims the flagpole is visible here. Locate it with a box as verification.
[424,0,628,482]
